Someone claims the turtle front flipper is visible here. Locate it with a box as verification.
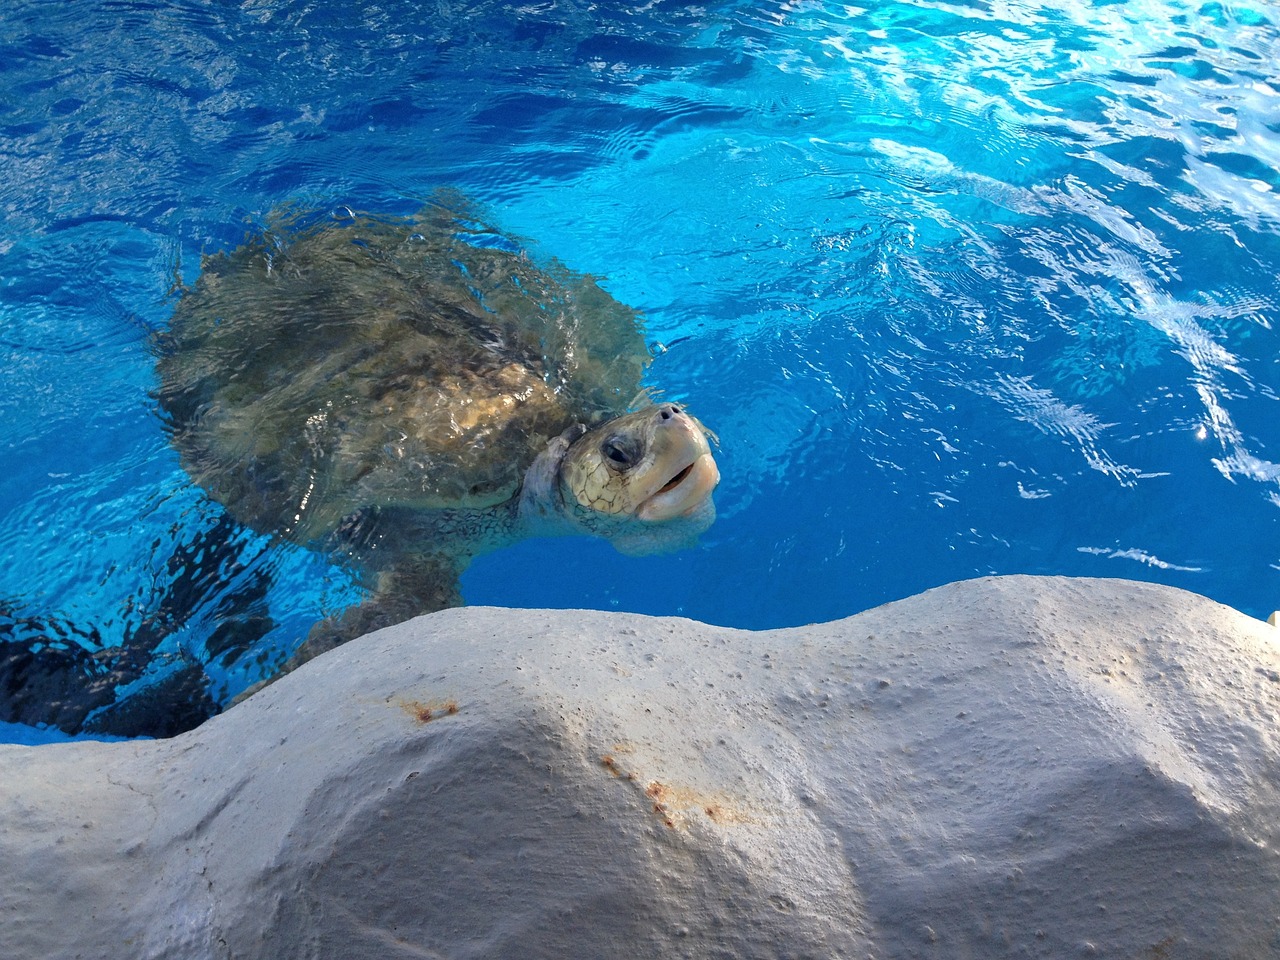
[234,554,463,702]
[308,555,463,657]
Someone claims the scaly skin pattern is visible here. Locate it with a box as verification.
[559,404,720,520]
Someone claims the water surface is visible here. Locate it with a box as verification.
[2,0,1279,740]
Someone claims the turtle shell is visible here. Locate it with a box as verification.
[156,200,648,548]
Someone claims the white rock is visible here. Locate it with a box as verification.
[2,575,1279,958]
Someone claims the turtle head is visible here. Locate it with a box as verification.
[521,403,719,554]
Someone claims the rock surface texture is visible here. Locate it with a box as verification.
[2,575,1279,959]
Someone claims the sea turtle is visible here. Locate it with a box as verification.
[155,196,719,674]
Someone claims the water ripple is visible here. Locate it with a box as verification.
[3,0,1280,735]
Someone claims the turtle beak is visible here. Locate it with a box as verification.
[637,453,719,521]
[636,405,720,522]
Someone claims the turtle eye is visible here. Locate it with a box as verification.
[603,440,631,466]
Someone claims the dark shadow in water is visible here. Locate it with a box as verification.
[0,514,276,739]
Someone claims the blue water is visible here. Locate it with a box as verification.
[3,0,1279,742]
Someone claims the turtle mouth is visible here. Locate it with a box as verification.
[658,463,694,494]
[637,453,720,522]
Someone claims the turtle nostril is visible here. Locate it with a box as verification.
[658,403,681,421]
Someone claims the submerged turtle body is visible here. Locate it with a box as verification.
[157,198,719,667]
[1,197,716,739]
[159,201,649,547]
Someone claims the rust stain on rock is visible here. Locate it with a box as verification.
[399,698,460,725]
[645,781,677,829]
[643,778,755,829]
[596,751,755,829]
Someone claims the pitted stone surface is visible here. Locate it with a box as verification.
[2,576,1279,959]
